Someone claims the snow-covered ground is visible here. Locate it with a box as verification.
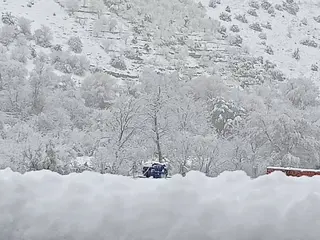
[199,0,320,82]
[1,168,320,239]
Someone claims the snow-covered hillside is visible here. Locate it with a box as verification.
[1,0,141,82]
[199,0,320,81]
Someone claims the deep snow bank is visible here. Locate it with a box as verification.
[1,169,320,240]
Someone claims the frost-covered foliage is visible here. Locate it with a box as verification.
[265,45,274,55]
[217,25,227,36]
[261,22,272,30]
[51,51,90,75]
[300,39,318,48]
[248,0,260,9]
[301,17,308,26]
[219,12,231,22]
[81,73,118,109]
[0,25,18,46]
[282,0,299,15]
[311,64,318,71]
[33,25,53,48]
[258,32,267,40]
[67,36,83,53]
[65,0,81,13]
[247,8,258,17]
[261,0,272,10]
[269,69,285,81]
[249,22,262,32]
[234,14,248,23]
[229,55,286,86]
[230,24,240,32]
[228,35,242,47]
[314,16,320,23]
[11,44,30,63]
[17,17,32,37]
[110,56,127,70]
[292,48,300,60]
[1,12,15,25]
[267,6,275,16]
[124,48,142,60]
[52,44,63,52]
[208,0,217,8]
[274,4,283,11]
[92,16,118,36]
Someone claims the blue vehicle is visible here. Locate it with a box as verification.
[142,161,168,178]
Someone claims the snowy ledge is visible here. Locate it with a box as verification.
[1,168,320,239]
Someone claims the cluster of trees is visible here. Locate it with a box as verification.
[1,46,320,177]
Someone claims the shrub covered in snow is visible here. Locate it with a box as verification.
[248,0,260,9]
[124,49,142,60]
[234,14,248,23]
[11,45,30,63]
[261,0,272,10]
[225,6,231,13]
[263,60,277,70]
[283,1,299,15]
[228,35,242,47]
[269,69,285,81]
[0,44,7,61]
[33,25,53,48]
[292,48,300,60]
[217,25,227,36]
[247,9,258,17]
[81,73,117,109]
[65,0,81,14]
[1,12,15,25]
[101,39,114,53]
[230,25,240,32]
[67,36,83,53]
[265,45,274,55]
[17,17,32,37]
[52,44,63,52]
[208,0,220,8]
[314,16,320,23]
[110,56,127,70]
[0,25,18,46]
[51,51,90,75]
[301,18,308,26]
[258,32,267,40]
[267,6,275,16]
[249,22,262,32]
[219,12,232,22]
[311,64,318,71]
[274,4,283,11]
[261,22,272,30]
[300,39,318,48]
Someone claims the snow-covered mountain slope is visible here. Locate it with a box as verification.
[198,0,320,82]
[2,0,247,84]
[1,0,143,82]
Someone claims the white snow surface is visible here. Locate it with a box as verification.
[1,168,320,239]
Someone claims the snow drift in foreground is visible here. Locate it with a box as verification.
[1,169,320,240]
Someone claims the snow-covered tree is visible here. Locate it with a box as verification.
[33,25,53,48]
[67,36,83,53]
[81,73,118,109]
